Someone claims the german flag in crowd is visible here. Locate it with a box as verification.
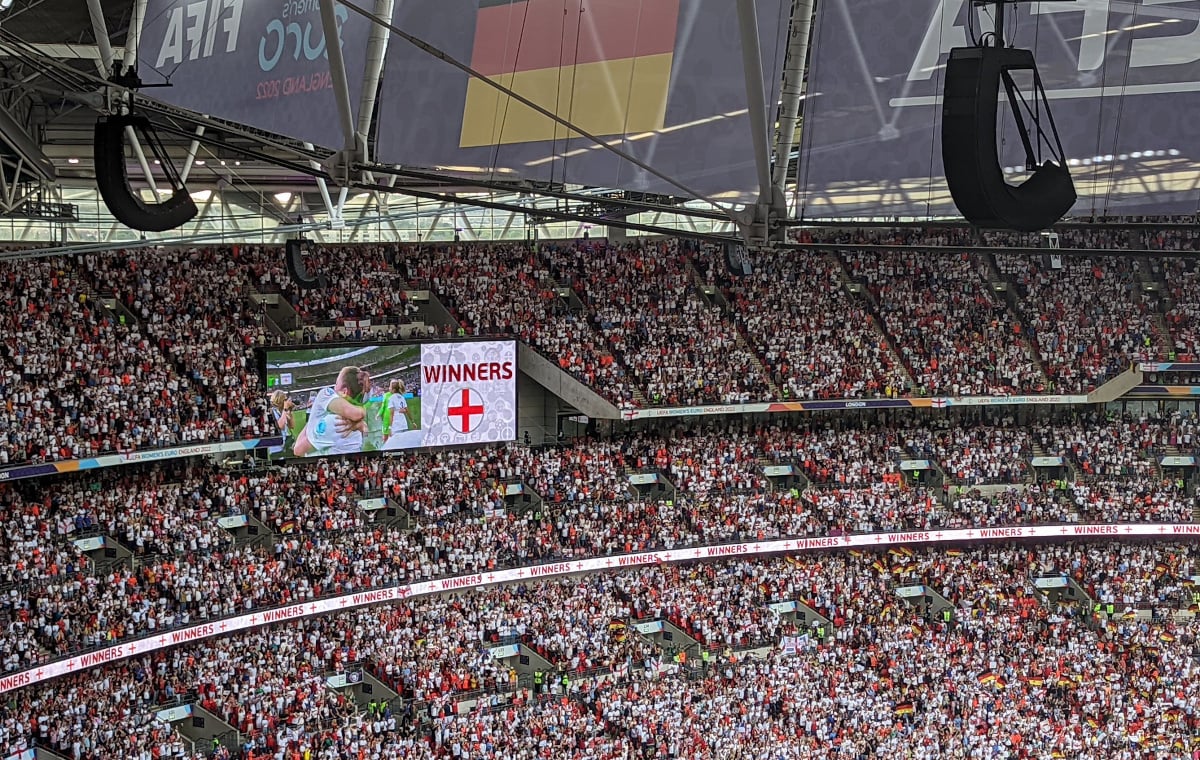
[460,0,679,147]
[945,549,963,557]
[1086,717,1100,730]
[849,549,864,558]
[978,670,997,686]
[1023,676,1045,687]
[1160,631,1177,643]
[894,702,915,716]
[872,560,887,574]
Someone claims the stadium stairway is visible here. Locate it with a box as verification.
[978,252,1056,389]
[687,257,781,399]
[244,286,298,339]
[324,663,402,713]
[892,580,955,625]
[501,477,543,515]
[352,490,416,529]
[835,258,921,392]
[758,455,809,493]
[551,276,587,312]
[154,698,240,757]
[1029,572,1096,619]
[1133,256,1174,359]
[27,742,71,760]
[640,616,704,664]
[732,327,783,399]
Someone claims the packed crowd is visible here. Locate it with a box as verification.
[0,259,242,467]
[551,239,774,407]
[12,236,1200,468]
[996,255,1164,392]
[79,249,278,444]
[841,251,1043,396]
[2,414,1196,678]
[723,250,912,400]
[405,242,638,406]
[245,244,418,325]
[1033,413,1181,478]
[906,415,1032,485]
[6,543,1200,760]
[1161,257,1200,360]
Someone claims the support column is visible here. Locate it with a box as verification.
[85,0,116,75]
[89,0,160,197]
[735,0,775,219]
[121,0,149,72]
[355,0,395,164]
[303,140,342,227]
[319,0,360,160]
[770,0,815,203]
[179,124,206,184]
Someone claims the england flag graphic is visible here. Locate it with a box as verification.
[420,341,517,447]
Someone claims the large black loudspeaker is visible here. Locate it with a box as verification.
[93,114,198,232]
[941,46,1076,232]
[286,238,328,290]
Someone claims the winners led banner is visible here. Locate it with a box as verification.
[263,340,516,457]
[799,0,1200,219]
[5,519,1199,697]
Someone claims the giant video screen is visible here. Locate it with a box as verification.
[263,341,517,458]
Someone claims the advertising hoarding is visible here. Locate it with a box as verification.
[375,0,790,202]
[141,0,372,147]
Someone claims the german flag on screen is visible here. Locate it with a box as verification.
[460,0,679,148]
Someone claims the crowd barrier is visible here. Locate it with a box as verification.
[0,438,283,483]
[620,394,1090,420]
[3,520,1197,696]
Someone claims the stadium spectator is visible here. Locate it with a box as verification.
[997,255,1165,392]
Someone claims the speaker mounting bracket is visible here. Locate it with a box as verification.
[940,0,1077,231]
[93,111,198,232]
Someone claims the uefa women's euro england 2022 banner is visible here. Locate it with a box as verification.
[262,340,517,458]
[141,0,372,147]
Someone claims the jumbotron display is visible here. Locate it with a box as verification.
[262,340,517,457]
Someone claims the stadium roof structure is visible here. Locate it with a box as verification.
[0,0,814,249]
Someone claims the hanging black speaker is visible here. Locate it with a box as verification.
[941,45,1076,232]
[93,114,198,232]
[285,238,328,290]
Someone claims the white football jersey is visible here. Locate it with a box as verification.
[303,387,363,456]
